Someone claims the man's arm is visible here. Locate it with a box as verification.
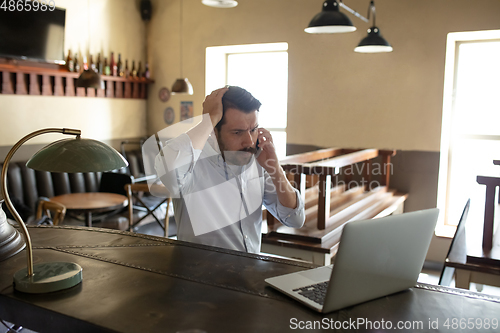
[256,128,297,209]
[187,87,228,149]
[155,87,228,194]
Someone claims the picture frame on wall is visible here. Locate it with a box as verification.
[180,101,193,122]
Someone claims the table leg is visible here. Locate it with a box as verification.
[482,185,495,251]
[86,212,92,227]
[455,269,471,290]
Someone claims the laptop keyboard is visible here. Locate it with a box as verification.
[293,281,329,305]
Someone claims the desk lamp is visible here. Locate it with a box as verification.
[0,128,128,293]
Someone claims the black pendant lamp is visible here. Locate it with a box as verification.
[354,1,392,53]
[172,0,193,95]
[305,0,356,34]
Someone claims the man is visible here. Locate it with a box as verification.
[155,86,305,253]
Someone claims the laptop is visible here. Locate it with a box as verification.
[265,209,439,313]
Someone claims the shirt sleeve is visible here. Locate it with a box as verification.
[154,133,202,198]
[262,171,305,228]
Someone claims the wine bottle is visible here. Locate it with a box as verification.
[97,53,103,74]
[90,54,97,73]
[124,60,130,78]
[117,54,124,77]
[144,61,150,79]
[110,52,117,76]
[66,50,74,72]
[104,57,110,75]
[74,53,80,73]
[137,61,142,78]
[131,60,137,78]
[83,55,89,71]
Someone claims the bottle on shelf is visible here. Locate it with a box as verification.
[124,59,130,78]
[137,61,142,79]
[110,52,117,76]
[66,50,74,72]
[144,62,150,79]
[104,57,110,75]
[131,60,137,78]
[117,54,124,77]
[74,53,80,73]
[144,61,150,79]
[89,54,97,73]
[97,53,103,74]
[83,55,88,71]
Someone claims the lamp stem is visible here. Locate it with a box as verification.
[339,0,369,23]
[1,128,81,276]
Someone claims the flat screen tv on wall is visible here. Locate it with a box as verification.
[0,7,66,64]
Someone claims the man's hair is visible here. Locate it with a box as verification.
[215,86,261,131]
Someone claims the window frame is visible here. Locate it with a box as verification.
[206,43,289,158]
[436,30,500,237]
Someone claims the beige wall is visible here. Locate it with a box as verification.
[0,96,146,146]
[147,0,500,152]
[0,0,148,147]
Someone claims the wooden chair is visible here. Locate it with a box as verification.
[438,199,470,286]
[261,148,408,265]
[125,183,172,237]
[439,199,500,290]
[35,200,66,225]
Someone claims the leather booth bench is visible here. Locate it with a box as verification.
[1,149,147,226]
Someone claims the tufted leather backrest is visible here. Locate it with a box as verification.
[35,170,55,198]
[1,161,102,214]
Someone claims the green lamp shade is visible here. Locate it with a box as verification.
[305,0,356,34]
[76,69,105,89]
[27,138,128,173]
[354,27,393,53]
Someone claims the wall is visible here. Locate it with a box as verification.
[146,0,500,152]
[0,0,148,152]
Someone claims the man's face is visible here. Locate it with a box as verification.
[215,107,259,166]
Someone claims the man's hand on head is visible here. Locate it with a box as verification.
[203,87,229,127]
[256,128,280,173]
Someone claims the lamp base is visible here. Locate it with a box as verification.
[13,262,82,293]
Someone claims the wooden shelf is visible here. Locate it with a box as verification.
[0,59,153,99]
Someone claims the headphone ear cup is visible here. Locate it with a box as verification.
[140,0,152,21]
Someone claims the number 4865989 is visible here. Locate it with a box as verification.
[1,0,56,12]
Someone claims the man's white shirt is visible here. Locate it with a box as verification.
[155,132,305,254]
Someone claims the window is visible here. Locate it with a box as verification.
[206,43,288,159]
[437,30,500,237]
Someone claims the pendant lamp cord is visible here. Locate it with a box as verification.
[367,0,376,27]
[88,0,90,63]
[179,0,183,78]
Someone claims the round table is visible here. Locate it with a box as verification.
[51,192,128,227]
